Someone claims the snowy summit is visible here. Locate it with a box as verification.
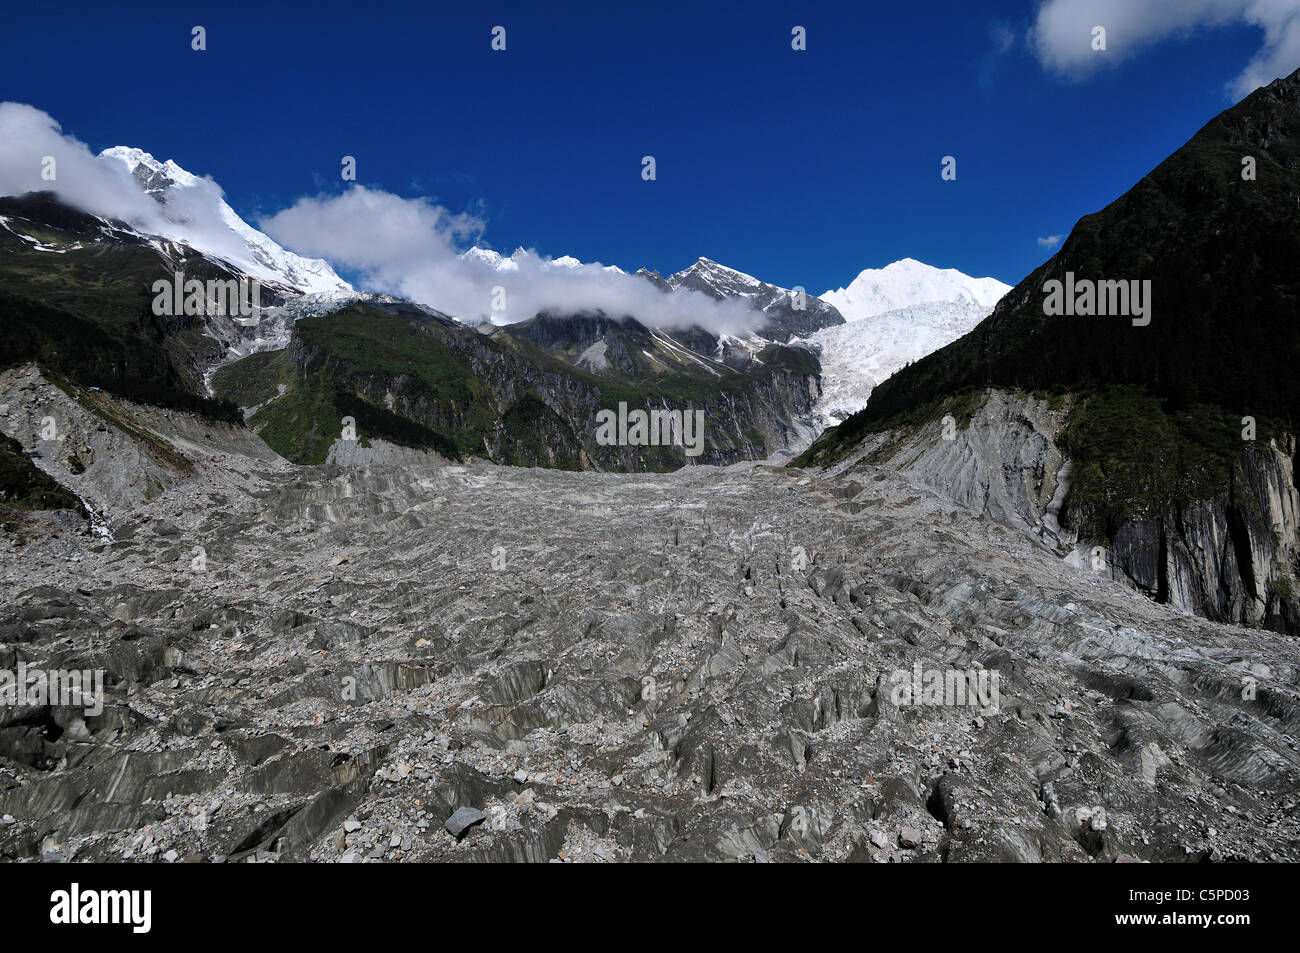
[100,146,353,296]
[821,257,1009,321]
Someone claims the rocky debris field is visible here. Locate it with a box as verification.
[0,384,1298,862]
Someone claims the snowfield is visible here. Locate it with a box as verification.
[822,257,1009,322]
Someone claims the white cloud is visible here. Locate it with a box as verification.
[992,24,1018,55]
[1030,0,1300,97]
[0,102,161,226]
[0,103,766,335]
[1037,234,1063,247]
[0,103,289,271]
[261,187,767,334]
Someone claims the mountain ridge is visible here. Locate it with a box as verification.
[797,66,1300,633]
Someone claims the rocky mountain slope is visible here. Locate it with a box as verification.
[799,68,1300,634]
[0,188,825,472]
[0,188,366,416]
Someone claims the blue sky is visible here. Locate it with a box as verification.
[0,0,1290,292]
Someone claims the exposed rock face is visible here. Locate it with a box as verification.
[1108,440,1300,634]
[836,391,1072,543]
[1,381,1297,863]
[0,364,286,524]
[827,388,1300,634]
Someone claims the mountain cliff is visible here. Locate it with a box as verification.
[798,68,1300,633]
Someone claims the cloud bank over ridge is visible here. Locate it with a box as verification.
[0,102,766,335]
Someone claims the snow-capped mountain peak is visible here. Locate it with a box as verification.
[100,146,203,192]
[463,246,518,271]
[99,146,353,296]
[657,255,843,340]
[460,246,627,275]
[668,257,765,296]
[822,258,1009,321]
[776,259,1013,456]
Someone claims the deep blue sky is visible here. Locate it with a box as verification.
[0,0,1278,292]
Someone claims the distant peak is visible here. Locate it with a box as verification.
[100,146,201,187]
[95,146,351,296]
[688,256,745,277]
[822,258,1011,321]
[101,145,155,165]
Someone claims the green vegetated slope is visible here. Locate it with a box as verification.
[216,302,819,469]
[798,68,1300,538]
[219,305,475,464]
[0,193,242,421]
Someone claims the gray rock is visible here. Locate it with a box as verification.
[444,807,487,839]
[898,828,924,849]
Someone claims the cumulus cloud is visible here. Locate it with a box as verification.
[1037,234,1063,247]
[261,187,767,334]
[0,102,288,273]
[1030,0,1300,97]
[0,102,159,224]
[1,102,765,334]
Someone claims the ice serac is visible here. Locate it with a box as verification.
[821,257,1010,322]
[793,299,993,436]
[99,146,353,296]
